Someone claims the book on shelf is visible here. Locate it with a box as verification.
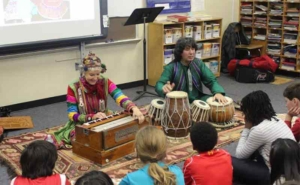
[164,49,173,65]
[284,32,298,44]
[203,43,212,57]
[268,33,281,42]
[281,60,296,71]
[267,43,281,55]
[212,24,220,38]
[193,26,202,40]
[241,16,252,26]
[167,15,188,22]
[204,24,212,39]
[196,43,203,59]
[211,43,220,56]
[241,2,252,14]
[164,29,173,44]
[254,34,266,41]
[284,45,298,57]
[209,60,219,74]
[188,13,213,21]
[185,26,193,38]
[172,28,182,43]
[269,56,280,64]
[269,2,283,15]
[255,4,268,12]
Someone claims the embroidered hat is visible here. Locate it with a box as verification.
[82,52,107,73]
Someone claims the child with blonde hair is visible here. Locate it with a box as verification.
[119,126,184,185]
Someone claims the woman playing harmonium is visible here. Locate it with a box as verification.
[47,52,144,149]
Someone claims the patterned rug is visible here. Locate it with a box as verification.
[0,111,246,183]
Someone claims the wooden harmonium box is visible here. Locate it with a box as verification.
[72,112,148,165]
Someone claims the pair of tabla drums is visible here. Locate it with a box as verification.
[148,91,235,139]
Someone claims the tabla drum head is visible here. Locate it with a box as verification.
[192,100,210,110]
[206,96,233,106]
[166,91,188,98]
[151,99,165,109]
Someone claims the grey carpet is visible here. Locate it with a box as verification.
[0,74,298,184]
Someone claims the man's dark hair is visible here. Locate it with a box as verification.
[173,37,198,61]
[241,90,276,126]
[21,140,57,179]
[190,122,218,153]
[283,83,300,101]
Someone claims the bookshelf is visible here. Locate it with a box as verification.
[147,18,222,86]
[240,0,300,72]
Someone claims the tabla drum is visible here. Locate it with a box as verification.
[191,100,210,123]
[148,99,165,126]
[161,91,191,138]
[206,96,235,126]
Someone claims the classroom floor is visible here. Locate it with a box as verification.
[0,73,298,184]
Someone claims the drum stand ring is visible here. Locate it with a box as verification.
[210,118,235,128]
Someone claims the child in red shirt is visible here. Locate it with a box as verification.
[183,122,232,185]
[283,83,300,142]
[75,170,113,185]
[10,140,71,185]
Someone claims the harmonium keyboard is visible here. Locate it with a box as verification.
[72,112,149,165]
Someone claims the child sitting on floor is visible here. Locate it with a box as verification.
[75,170,113,185]
[270,138,300,185]
[119,125,184,185]
[183,122,232,185]
[10,140,71,185]
[283,83,300,142]
[233,90,295,185]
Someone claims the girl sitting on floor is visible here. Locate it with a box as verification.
[232,90,295,185]
[10,140,71,185]
[270,138,300,185]
[119,126,184,185]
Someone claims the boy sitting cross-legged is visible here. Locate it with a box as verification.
[183,122,232,185]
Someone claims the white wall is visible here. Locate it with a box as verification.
[0,0,238,106]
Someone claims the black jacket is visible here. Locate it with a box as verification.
[221,22,250,69]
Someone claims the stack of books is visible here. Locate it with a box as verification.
[254,34,266,40]
[281,58,296,71]
[269,18,282,28]
[269,2,283,15]
[268,33,282,43]
[241,3,252,14]
[267,43,281,55]
[254,17,267,27]
[284,18,299,31]
[254,4,267,15]
[284,32,298,44]
[284,45,298,57]
[241,16,253,27]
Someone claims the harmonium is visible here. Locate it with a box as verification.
[72,112,149,165]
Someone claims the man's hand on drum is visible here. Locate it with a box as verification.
[132,106,145,124]
[213,93,228,104]
[92,112,107,120]
[163,81,175,94]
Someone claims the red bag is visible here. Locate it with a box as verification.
[227,55,278,76]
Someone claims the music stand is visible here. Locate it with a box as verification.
[125,7,164,101]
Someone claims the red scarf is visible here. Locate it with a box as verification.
[80,77,105,101]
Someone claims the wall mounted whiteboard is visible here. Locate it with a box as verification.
[108,0,143,17]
